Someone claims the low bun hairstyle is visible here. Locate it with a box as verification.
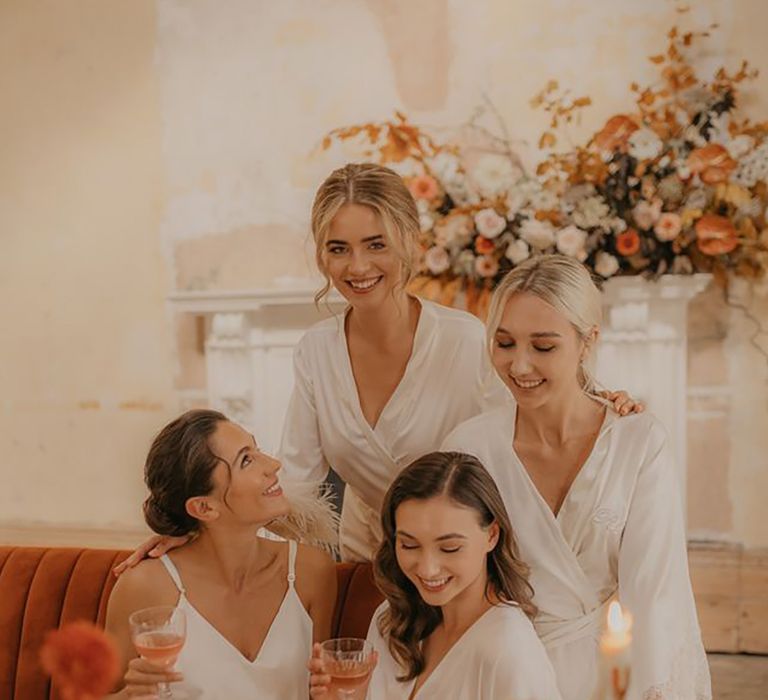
[143,409,228,536]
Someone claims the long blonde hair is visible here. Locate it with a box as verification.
[485,254,603,394]
[310,163,420,304]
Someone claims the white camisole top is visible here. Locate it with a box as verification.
[158,539,312,699]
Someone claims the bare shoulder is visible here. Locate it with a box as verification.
[294,542,337,601]
[108,557,179,611]
[295,542,336,578]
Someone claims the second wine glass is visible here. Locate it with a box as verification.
[320,637,375,698]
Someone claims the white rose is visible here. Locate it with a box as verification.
[726,134,755,160]
[471,154,522,198]
[505,239,530,264]
[628,128,663,160]
[474,208,507,239]
[385,160,419,178]
[556,225,588,259]
[416,198,431,215]
[530,188,559,211]
[505,190,527,219]
[424,246,451,275]
[435,214,472,248]
[419,213,434,232]
[519,219,555,250]
[595,252,620,278]
[610,218,628,233]
[429,152,461,184]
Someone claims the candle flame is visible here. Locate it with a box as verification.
[607,601,632,634]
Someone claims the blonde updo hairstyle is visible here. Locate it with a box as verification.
[310,163,420,304]
[485,254,603,395]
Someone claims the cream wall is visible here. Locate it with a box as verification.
[1,0,766,546]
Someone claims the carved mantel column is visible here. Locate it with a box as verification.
[597,274,712,515]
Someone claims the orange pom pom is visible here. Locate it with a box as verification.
[40,621,120,700]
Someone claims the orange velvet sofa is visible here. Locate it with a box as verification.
[0,546,384,700]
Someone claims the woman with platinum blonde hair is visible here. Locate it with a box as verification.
[442,254,710,700]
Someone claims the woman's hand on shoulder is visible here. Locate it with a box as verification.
[602,390,645,416]
[113,534,192,577]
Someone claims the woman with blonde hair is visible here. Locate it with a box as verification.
[442,254,710,700]
[309,451,562,699]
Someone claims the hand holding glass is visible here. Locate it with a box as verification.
[320,638,375,698]
[129,606,186,698]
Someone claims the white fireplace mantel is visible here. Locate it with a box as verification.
[169,274,711,520]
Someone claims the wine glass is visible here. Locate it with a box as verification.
[129,605,186,699]
[320,637,375,698]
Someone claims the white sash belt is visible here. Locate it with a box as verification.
[535,598,611,650]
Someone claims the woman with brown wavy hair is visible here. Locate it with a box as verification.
[309,451,562,699]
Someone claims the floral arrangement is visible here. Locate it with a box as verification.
[40,621,120,700]
[320,15,768,311]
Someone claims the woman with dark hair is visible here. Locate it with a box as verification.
[105,409,337,700]
[309,452,562,699]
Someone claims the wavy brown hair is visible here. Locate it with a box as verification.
[372,451,536,681]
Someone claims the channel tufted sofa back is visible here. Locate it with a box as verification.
[0,546,382,700]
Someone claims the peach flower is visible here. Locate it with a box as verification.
[616,228,641,257]
[424,245,451,275]
[594,115,639,152]
[408,175,440,200]
[695,214,739,256]
[475,236,496,255]
[686,144,736,185]
[654,212,682,242]
[474,208,507,239]
[475,255,500,278]
[40,621,120,700]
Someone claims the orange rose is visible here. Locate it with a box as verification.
[695,214,739,256]
[594,115,639,152]
[686,144,736,185]
[408,175,440,201]
[475,236,495,255]
[616,228,641,257]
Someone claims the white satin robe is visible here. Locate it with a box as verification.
[441,406,711,700]
[366,602,563,700]
[278,299,509,561]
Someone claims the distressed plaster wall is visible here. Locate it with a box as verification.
[1,0,766,546]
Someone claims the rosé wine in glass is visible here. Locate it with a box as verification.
[129,606,186,699]
[321,638,375,698]
[133,630,185,667]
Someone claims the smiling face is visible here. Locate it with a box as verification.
[322,203,404,308]
[492,291,589,409]
[394,493,498,609]
[195,421,290,527]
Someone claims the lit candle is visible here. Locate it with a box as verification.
[593,601,632,700]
